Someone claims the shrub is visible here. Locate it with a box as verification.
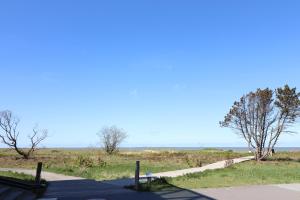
[76,155,95,168]
[184,155,193,167]
[75,155,107,168]
[97,156,107,167]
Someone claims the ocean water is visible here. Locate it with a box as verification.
[119,147,300,152]
[23,147,300,152]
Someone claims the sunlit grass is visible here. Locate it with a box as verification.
[159,160,300,189]
[0,171,35,182]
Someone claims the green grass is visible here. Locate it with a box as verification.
[152,160,300,189]
[0,148,248,181]
[0,170,48,198]
[0,171,35,182]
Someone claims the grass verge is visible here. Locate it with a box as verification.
[143,160,300,190]
[0,171,36,182]
[0,171,47,197]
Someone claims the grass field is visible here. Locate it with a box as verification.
[0,148,247,181]
[140,152,300,190]
[1,149,300,189]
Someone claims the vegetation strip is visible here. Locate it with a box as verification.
[0,148,248,181]
[138,153,300,190]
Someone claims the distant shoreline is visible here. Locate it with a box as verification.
[1,147,299,152]
[120,147,300,152]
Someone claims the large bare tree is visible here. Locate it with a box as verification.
[220,85,300,161]
[97,125,127,154]
[0,110,48,159]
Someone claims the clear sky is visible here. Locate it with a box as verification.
[1,0,300,148]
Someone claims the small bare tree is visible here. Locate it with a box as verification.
[220,85,300,161]
[97,125,127,154]
[0,110,48,159]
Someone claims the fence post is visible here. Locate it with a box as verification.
[135,160,140,190]
[35,162,43,185]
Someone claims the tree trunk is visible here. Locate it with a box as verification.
[14,145,30,159]
[255,148,263,161]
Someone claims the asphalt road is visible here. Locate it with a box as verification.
[41,180,300,200]
[194,184,300,200]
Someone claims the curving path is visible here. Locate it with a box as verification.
[151,156,254,178]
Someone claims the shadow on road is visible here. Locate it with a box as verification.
[42,179,215,200]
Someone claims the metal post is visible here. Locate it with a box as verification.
[35,162,43,185]
[147,177,151,186]
[135,160,140,190]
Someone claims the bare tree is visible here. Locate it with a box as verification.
[97,125,127,154]
[220,85,300,161]
[0,110,48,159]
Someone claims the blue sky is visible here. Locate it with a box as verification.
[1,0,300,147]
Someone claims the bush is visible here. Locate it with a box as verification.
[75,155,107,168]
[76,155,95,168]
[184,155,203,167]
[184,155,194,167]
[97,156,107,167]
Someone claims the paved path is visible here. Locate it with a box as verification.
[41,182,300,200]
[151,156,254,178]
[42,179,215,200]
[194,184,300,200]
[0,183,37,200]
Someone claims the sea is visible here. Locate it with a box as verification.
[39,147,300,152]
[118,147,300,152]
